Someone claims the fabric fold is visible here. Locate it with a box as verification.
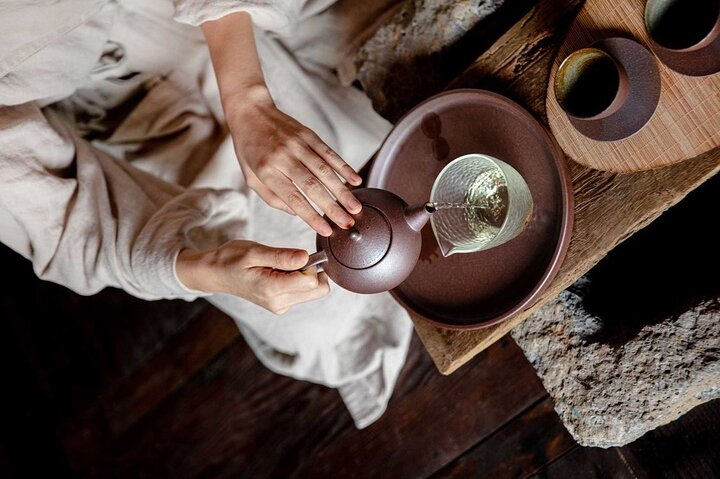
[0,0,411,429]
[172,0,300,32]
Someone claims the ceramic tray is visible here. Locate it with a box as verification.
[368,89,574,330]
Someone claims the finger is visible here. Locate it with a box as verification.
[264,174,333,237]
[281,160,355,229]
[273,274,331,314]
[302,130,362,186]
[254,184,296,216]
[295,147,362,215]
[263,268,321,294]
[244,168,296,215]
[244,243,309,270]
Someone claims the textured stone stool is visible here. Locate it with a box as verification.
[512,280,720,448]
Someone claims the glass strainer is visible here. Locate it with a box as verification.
[429,153,533,257]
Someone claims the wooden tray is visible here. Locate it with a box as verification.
[546,0,720,173]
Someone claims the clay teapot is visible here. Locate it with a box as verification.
[303,188,434,294]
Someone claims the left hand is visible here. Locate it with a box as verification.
[225,87,363,237]
[201,12,363,238]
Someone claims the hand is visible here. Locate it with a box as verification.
[176,240,330,314]
[225,87,363,236]
[201,12,363,237]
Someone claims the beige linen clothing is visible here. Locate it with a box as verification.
[0,0,411,428]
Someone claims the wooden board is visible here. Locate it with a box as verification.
[528,446,642,479]
[63,335,545,478]
[399,0,720,375]
[433,397,577,479]
[546,0,720,172]
[5,234,720,479]
[293,338,546,479]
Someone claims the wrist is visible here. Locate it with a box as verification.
[223,84,273,130]
[176,248,218,293]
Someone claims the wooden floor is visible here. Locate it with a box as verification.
[1,243,719,478]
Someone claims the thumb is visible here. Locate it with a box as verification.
[246,244,309,270]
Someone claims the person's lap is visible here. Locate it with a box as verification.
[51,0,412,428]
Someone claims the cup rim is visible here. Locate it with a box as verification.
[644,0,720,53]
[554,47,629,121]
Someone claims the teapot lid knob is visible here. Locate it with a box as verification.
[327,206,392,269]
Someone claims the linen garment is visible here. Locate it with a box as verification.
[0,0,412,428]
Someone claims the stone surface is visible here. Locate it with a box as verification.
[512,284,720,448]
[350,0,535,122]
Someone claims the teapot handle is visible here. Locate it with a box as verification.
[300,250,328,273]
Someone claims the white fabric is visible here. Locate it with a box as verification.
[0,0,411,428]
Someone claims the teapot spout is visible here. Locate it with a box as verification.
[404,202,435,232]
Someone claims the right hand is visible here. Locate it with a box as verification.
[176,240,329,314]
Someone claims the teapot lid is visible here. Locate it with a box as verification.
[327,206,391,269]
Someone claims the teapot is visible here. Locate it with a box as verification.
[302,188,434,294]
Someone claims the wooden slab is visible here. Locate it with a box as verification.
[400,0,720,375]
[546,0,720,173]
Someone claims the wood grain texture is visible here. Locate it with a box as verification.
[623,397,720,479]
[528,446,642,479]
[431,397,575,479]
[5,239,720,477]
[62,308,240,471]
[400,0,720,374]
[546,0,720,172]
[293,337,546,479]
[67,335,543,478]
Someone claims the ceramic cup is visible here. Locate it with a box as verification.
[554,48,630,120]
[644,0,720,76]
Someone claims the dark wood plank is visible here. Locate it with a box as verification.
[0,244,210,424]
[0,243,221,476]
[432,397,576,479]
[0,260,76,478]
[62,308,240,471]
[530,446,641,479]
[78,334,352,479]
[63,335,543,479]
[293,337,547,479]
[73,334,436,478]
[103,308,239,435]
[620,399,720,479]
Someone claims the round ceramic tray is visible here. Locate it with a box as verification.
[368,89,574,330]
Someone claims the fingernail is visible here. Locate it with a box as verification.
[320,224,333,237]
[349,197,361,210]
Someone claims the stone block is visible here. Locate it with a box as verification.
[512,284,720,448]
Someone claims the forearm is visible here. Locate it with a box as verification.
[201,12,272,117]
[198,9,363,236]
